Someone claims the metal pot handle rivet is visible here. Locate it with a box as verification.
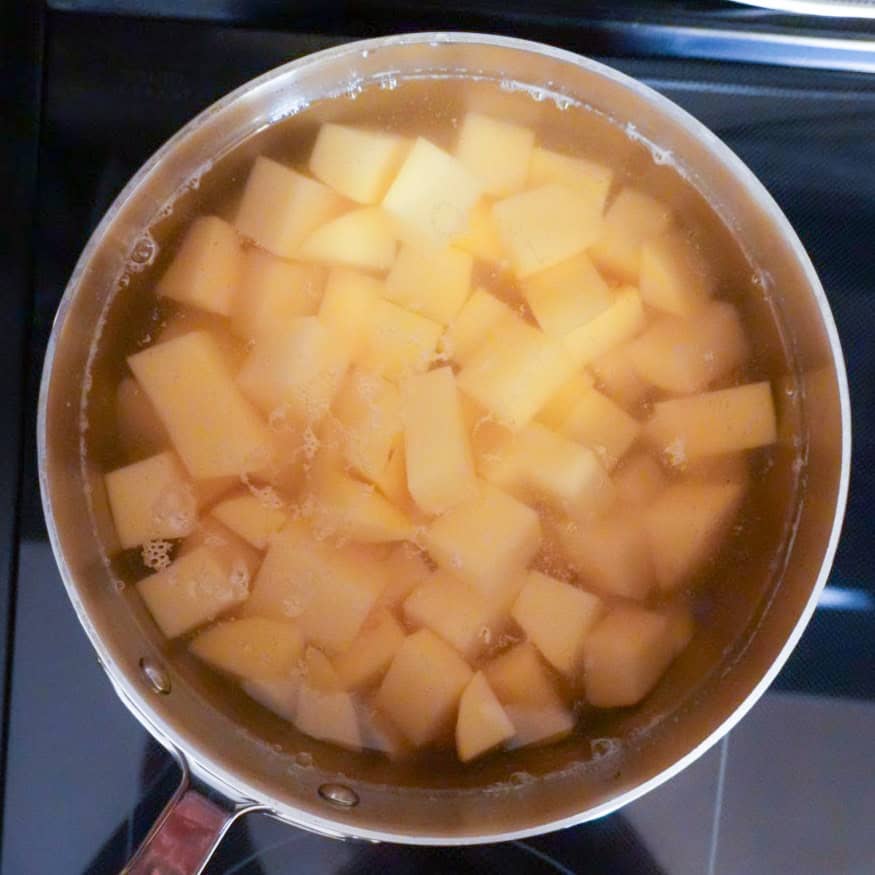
[140,656,172,695]
[318,783,360,808]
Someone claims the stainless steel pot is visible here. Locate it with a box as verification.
[38,32,851,874]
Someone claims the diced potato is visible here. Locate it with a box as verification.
[627,301,748,394]
[644,480,745,591]
[318,267,382,356]
[521,253,612,337]
[370,443,412,512]
[613,453,667,507]
[156,309,249,371]
[402,367,478,514]
[536,372,595,431]
[138,544,250,638]
[358,299,442,382]
[443,288,514,365]
[105,451,196,549]
[457,317,576,430]
[511,571,605,676]
[484,642,563,708]
[559,514,654,600]
[309,123,409,204]
[190,616,303,680]
[456,112,535,196]
[528,147,612,214]
[403,571,517,660]
[241,674,301,723]
[295,648,362,751]
[236,316,349,424]
[128,332,276,479]
[156,216,242,316]
[504,703,575,750]
[297,207,396,271]
[115,376,169,459]
[235,156,347,257]
[640,230,712,318]
[376,543,432,610]
[645,382,777,460]
[210,490,288,550]
[230,249,323,340]
[243,522,386,653]
[376,629,473,746]
[591,344,650,409]
[332,368,402,482]
[191,475,237,511]
[492,183,603,278]
[382,137,483,249]
[563,287,646,368]
[178,516,262,581]
[452,201,505,263]
[456,671,515,762]
[589,187,673,283]
[561,389,641,470]
[332,610,406,690]
[583,607,679,707]
[385,245,473,325]
[424,483,541,597]
[359,700,411,760]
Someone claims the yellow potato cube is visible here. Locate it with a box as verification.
[645,382,777,460]
[457,317,576,430]
[359,700,411,760]
[456,112,535,196]
[376,543,432,610]
[536,372,595,431]
[242,522,386,653]
[370,443,412,512]
[382,137,483,249]
[156,309,248,371]
[385,244,473,325]
[424,483,541,597]
[640,230,712,317]
[563,287,646,368]
[234,156,347,257]
[522,253,612,337]
[178,516,262,582]
[591,344,650,409]
[156,216,242,316]
[452,201,505,263]
[643,480,745,591]
[484,642,563,708]
[297,207,396,272]
[613,453,667,507]
[511,571,605,676]
[402,367,478,514]
[403,571,517,660]
[456,671,515,762]
[443,288,514,365]
[137,544,250,638]
[504,703,575,750]
[376,629,473,747]
[561,389,641,470]
[559,514,654,600]
[105,451,197,549]
[627,301,748,394]
[583,607,679,707]
[231,248,324,340]
[492,183,603,278]
[295,648,362,751]
[309,123,409,204]
[210,490,288,550]
[128,332,275,479]
[241,674,301,723]
[318,267,382,356]
[589,187,673,283]
[528,147,613,214]
[190,617,304,679]
[358,299,442,382]
[332,610,406,690]
[236,316,349,423]
[115,376,169,459]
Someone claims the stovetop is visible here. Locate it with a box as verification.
[1,5,874,874]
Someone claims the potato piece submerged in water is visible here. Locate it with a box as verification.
[528,147,612,213]
[332,609,406,691]
[297,207,396,272]
[456,112,535,197]
[456,671,515,762]
[210,490,288,551]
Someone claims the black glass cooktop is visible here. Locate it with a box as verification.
[2,6,874,874]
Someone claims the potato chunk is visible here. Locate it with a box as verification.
[178,516,262,581]
[318,267,382,356]
[627,301,748,393]
[522,253,612,337]
[377,629,473,746]
[190,617,304,679]
[235,156,347,257]
[242,674,301,723]
[443,288,514,365]
[358,299,442,382]
[385,244,473,325]
[332,610,406,690]
[452,201,505,263]
[376,543,432,610]
[295,648,362,751]
[645,382,777,460]
[157,216,242,316]
[105,451,196,549]
[644,480,745,591]
[591,344,650,409]
[402,367,477,514]
[297,207,396,271]
[536,372,595,431]
[424,483,541,597]
[561,389,641,470]
[528,147,612,214]
[583,607,680,707]
[456,672,515,762]
[492,183,603,278]
[640,230,712,317]
[511,571,605,676]
[563,287,646,368]
[309,123,408,204]
[613,453,667,507]
[456,112,535,196]
[210,490,288,550]
[382,137,483,249]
